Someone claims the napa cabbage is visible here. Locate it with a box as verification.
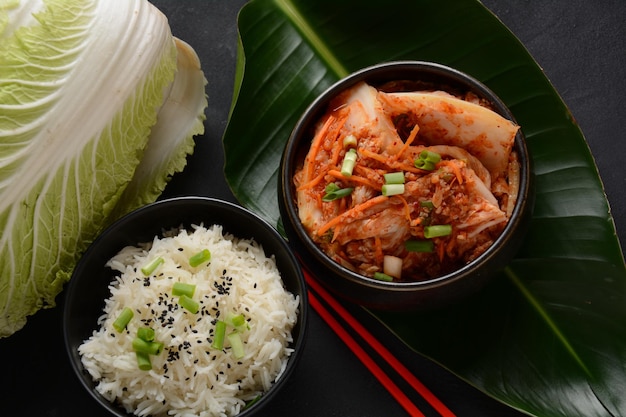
[0,0,208,337]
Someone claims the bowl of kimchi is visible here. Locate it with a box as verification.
[278,61,534,311]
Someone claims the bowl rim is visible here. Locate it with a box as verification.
[63,196,308,417]
[280,60,533,291]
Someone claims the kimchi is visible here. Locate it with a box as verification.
[294,81,520,281]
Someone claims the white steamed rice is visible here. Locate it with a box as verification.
[78,224,300,417]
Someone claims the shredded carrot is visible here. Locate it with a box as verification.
[446,235,456,254]
[360,148,423,174]
[353,164,381,179]
[330,141,343,167]
[410,217,422,227]
[393,195,412,223]
[440,160,463,185]
[393,124,420,160]
[317,195,389,236]
[359,148,388,164]
[374,236,384,265]
[329,111,351,166]
[437,240,446,262]
[331,223,343,243]
[296,171,327,191]
[327,169,380,190]
[303,115,335,183]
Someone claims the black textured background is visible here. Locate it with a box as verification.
[1,2,624,416]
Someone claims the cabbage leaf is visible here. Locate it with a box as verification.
[0,0,207,337]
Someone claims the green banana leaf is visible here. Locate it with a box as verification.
[223,0,626,415]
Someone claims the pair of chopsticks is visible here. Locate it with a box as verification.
[304,269,456,417]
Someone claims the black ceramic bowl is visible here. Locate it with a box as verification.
[278,61,533,311]
[63,197,308,417]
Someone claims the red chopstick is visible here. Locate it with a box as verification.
[308,291,426,417]
[305,269,456,417]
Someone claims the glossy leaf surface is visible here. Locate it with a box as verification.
[223,0,626,415]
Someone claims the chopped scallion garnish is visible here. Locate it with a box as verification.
[212,320,227,350]
[384,171,405,184]
[341,148,357,177]
[419,200,435,209]
[132,337,164,355]
[137,327,155,342]
[322,183,353,202]
[343,134,357,148]
[178,294,199,314]
[226,312,246,328]
[136,351,152,371]
[420,150,442,163]
[381,183,405,196]
[404,240,435,253]
[112,307,134,333]
[172,282,196,298]
[227,331,246,359]
[424,224,452,238]
[141,257,164,276]
[414,159,435,170]
[414,150,441,171]
[373,272,394,282]
[242,395,262,411]
[189,249,211,267]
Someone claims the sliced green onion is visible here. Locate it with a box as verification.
[383,255,403,279]
[112,307,134,333]
[212,320,227,350]
[132,337,164,355]
[322,183,353,202]
[227,331,246,359]
[414,150,441,171]
[136,351,152,371]
[243,395,262,411]
[424,224,452,238]
[178,294,199,314]
[172,282,196,298]
[381,183,405,196]
[137,327,155,342]
[343,134,357,148]
[419,200,435,209]
[384,171,405,184]
[373,272,394,282]
[414,159,436,171]
[189,249,211,267]
[141,257,164,276]
[231,314,246,327]
[226,312,246,328]
[404,240,435,253]
[341,148,357,177]
[420,150,441,163]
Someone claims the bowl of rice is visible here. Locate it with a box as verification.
[63,197,308,417]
